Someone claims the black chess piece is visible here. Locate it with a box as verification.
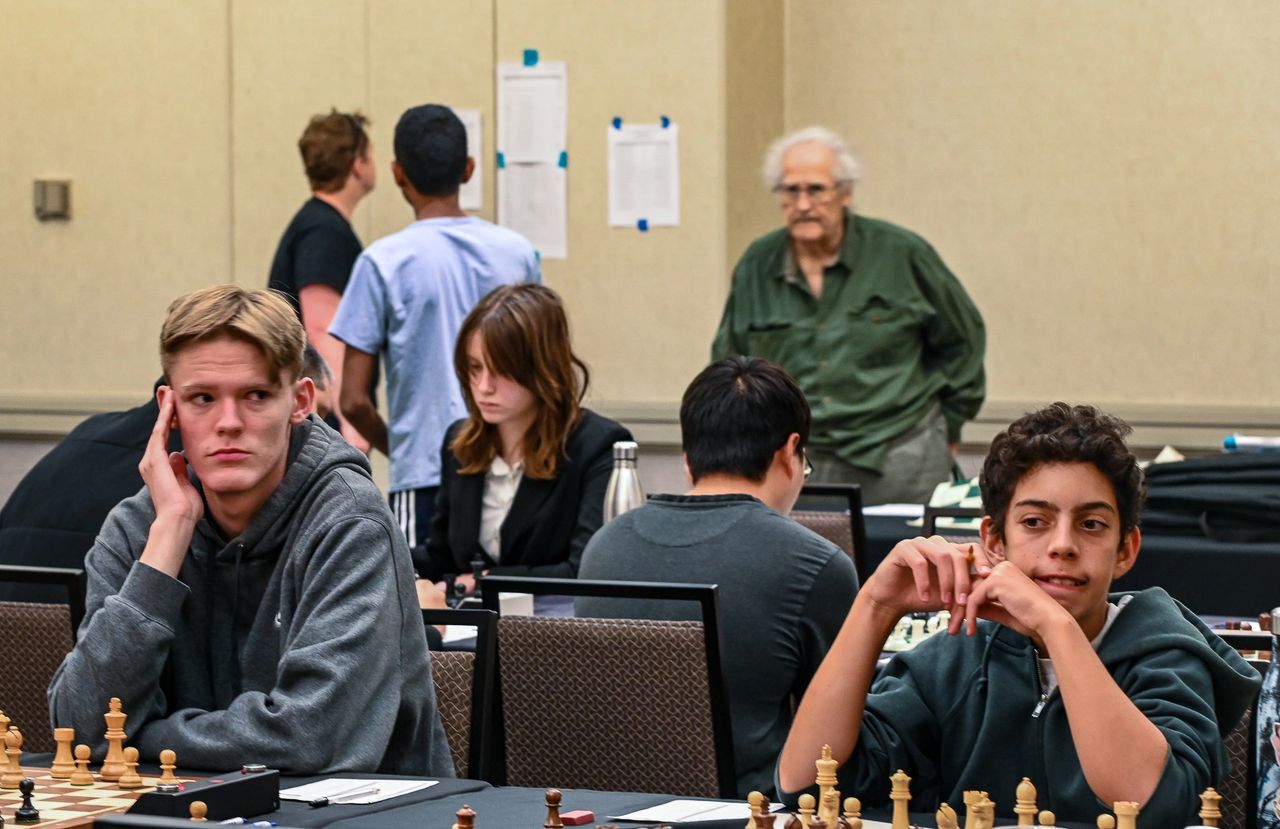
[15,777,39,824]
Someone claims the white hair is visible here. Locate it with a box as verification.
[761,126,861,191]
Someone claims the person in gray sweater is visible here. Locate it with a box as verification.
[578,356,859,798]
[48,285,452,776]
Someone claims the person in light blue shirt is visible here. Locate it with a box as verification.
[331,103,540,570]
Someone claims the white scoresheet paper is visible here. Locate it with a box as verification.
[498,161,567,259]
[497,61,566,163]
[456,108,483,211]
[607,122,680,227]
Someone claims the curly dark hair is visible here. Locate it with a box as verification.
[979,402,1146,541]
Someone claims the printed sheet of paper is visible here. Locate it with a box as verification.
[608,122,680,227]
[610,800,782,823]
[456,108,483,211]
[279,777,437,804]
[497,61,566,163]
[498,161,567,259]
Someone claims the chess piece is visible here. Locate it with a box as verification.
[974,793,995,829]
[1096,816,1116,829]
[842,796,861,829]
[821,790,839,829]
[1113,801,1139,829]
[1015,778,1038,826]
[15,778,39,824]
[544,788,563,829]
[797,793,816,828]
[189,801,208,822]
[808,818,827,829]
[890,769,911,829]
[159,748,179,784]
[51,727,76,779]
[815,745,840,827]
[70,744,95,786]
[785,814,804,829]
[2,729,24,789]
[964,791,983,829]
[1198,787,1221,827]
[453,804,476,829]
[753,811,773,829]
[746,791,765,829]
[100,697,128,781]
[118,746,144,789]
[935,803,958,829]
[1037,811,1056,827]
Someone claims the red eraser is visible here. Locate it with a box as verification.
[561,810,595,825]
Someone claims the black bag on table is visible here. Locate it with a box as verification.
[1141,452,1280,544]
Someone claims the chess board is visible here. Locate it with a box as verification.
[0,767,197,829]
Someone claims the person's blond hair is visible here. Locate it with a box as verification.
[160,285,304,383]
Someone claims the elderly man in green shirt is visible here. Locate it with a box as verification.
[712,127,985,505]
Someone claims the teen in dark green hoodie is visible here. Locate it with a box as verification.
[780,403,1259,826]
[48,285,452,776]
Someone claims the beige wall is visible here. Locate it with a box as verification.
[785,0,1280,423]
[4,1,1279,451]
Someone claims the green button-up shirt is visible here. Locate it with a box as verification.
[712,212,985,474]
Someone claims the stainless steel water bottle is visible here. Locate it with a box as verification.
[603,440,645,522]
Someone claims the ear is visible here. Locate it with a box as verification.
[979,515,1007,562]
[391,159,407,188]
[781,433,803,480]
[681,453,694,486]
[461,156,476,185]
[290,376,316,425]
[1112,526,1141,579]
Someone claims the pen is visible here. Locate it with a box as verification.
[308,785,381,807]
[217,819,277,826]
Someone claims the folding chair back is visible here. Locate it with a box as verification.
[1216,702,1255,829]
[480,576,735,797]
[497,614,720,795]
[0,601,72,752]
[794,483,868,579]
[421,607,497,781]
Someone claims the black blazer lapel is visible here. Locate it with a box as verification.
[499,475,556,563]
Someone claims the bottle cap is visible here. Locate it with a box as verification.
[612,441,638,461]
[241,763,267,774]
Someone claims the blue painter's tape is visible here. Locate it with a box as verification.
[637,218,649,232]
[496,152,505,169]
[660,115,671,128]
[523,49,538,67]
[558,151,568,168]
[611,116,622,130]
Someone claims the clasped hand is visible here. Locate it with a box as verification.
[868,536,1070,642]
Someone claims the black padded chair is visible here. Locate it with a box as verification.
[479,575,735,798]
[420,607,497,781]
[792,483,869,580]
[0,565,86,752]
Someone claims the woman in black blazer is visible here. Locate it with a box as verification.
[423,284,632,588]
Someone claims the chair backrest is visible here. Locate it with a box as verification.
[1217,699,1256,829]
[479,576,735,798]
[921,505,984,538]
[421,608,497,781]
[794,483,869,580]
[0,601,73,752]
[0,565,86,637]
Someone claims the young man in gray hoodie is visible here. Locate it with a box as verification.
[48,285,453,776]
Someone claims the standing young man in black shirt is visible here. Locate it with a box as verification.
[268,109,376,450]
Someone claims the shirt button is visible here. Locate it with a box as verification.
[823,396,832,404]
[819,359,828,368]
[816,322,826,332]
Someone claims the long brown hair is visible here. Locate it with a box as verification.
[451,284,589,479]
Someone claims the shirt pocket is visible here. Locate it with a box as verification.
[844,294,926,368]
[743,318,797,361]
